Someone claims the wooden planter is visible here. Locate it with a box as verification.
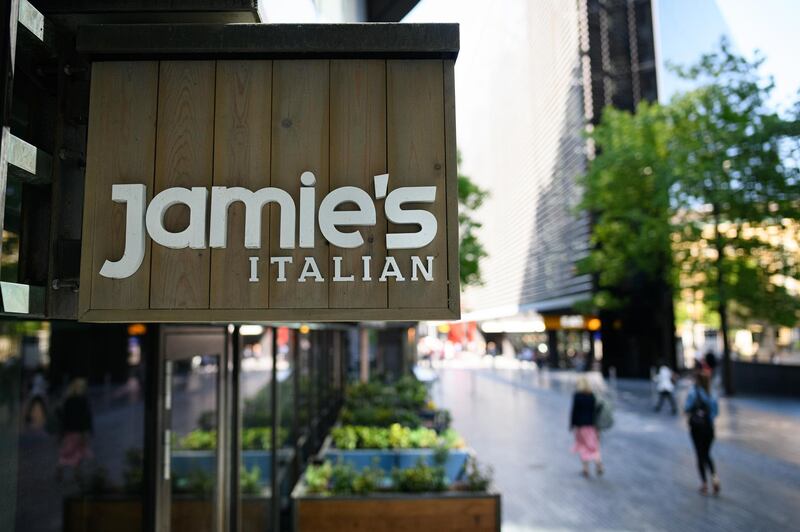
[293,487,501,532]
[63,495,270,532]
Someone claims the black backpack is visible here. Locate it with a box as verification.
[688,387,712,430]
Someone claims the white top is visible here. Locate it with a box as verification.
[656,365,674,392]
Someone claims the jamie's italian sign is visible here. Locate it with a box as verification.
[79,52,459,322]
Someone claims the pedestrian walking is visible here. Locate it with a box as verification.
[653,361,677,414]
[56,378,94,480]
[570,376,604,477]
[685,371,720,495]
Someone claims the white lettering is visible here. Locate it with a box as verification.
[332,256,354,282]
[299,171,316,248]
[379,257,405,282]
[362,255,372,281]
[145,187,207,250]
[411,256,434,281]
[209,186,296,249]
[298,257,324,283]
[248,256,259,282]
[270,256,292,282]
[99,184,147,279]
[318,187,376,248]
[101,173,444,281]
[385,186,438,249]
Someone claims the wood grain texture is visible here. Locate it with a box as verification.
[296,496,499,532]
[150,60,215,309]
[210,60,272,309]
[443,59,461,316]
[329,60,388,309]
[269,60,329,308]
[386,60,447,308]
[80,58,459,321]
[82,61,158,311]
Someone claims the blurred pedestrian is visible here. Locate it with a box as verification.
[57,378,94,480]
[653,361,677,414]
[570,376,603,477]
[685,371,720,495]
[25,367,49,429]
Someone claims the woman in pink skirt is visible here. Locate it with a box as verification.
[57,378,94,477]
[570,377,603,477]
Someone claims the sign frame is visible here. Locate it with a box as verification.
[77,23,460,323]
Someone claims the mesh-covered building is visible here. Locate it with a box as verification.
[452,0,661,372]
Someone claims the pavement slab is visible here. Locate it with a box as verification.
[431,365,800,532]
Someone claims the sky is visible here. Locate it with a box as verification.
[656,0,800,110]
[259,0,800,111]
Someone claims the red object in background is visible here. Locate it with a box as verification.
[277,326,290,349]
[448,322,466,344]
[467,321,477,342]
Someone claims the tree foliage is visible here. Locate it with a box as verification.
[579,39,800,328]
[577,102,674,309]
[457,153,489,288]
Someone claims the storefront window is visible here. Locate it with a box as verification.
[239,325,273,531]
[4,321,150,532]
[1,177,23,282]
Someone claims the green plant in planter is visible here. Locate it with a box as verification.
[341,405,422,428]
[463,455,493,492]
[305,462,333,495]
[355,426,390,449]
[330,462,383,495]
[123,448,144,494]
[391,460,446,493]
[178,429,217,450]
[439,428,465,450]
[332,424,462,450]
[393,376,428,409]
[242,427,271,450]
[173,469,215,496]
[240,465,262,495]
[331,426,358,450]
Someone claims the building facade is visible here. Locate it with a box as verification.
[408,0,662,374]
[1,2,429,532]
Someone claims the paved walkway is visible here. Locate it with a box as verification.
[431,363,800,532]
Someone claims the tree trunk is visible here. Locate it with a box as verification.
[713,204,734,395]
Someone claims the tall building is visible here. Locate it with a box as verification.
[407,0,663,375]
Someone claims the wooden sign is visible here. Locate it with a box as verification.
[77,24,460,322]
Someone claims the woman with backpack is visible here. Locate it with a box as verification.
[685,371,720,495]
[570,377,604,477]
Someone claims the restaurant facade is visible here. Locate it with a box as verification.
[0,2,460,531]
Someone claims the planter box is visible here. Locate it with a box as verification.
[172,450,272,486]
[293,487,501,532]
[64,495,269,532]
[324,448,470,483]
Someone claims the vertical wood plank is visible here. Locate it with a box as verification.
[443,59,461,316]
[329,60,387,309]
[210,60,272,309]
[387,60,447,308]
[269,60,329,308]
[84,61,158,311]
[150,60,215,309]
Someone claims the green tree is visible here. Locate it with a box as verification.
[457,153,488,288]
[577,102,675,309]
[579,40,800,394]
[669,40,800,392]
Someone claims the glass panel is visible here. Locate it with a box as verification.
[165,331,222,532]
[239,325,273,532]
[277,327,295,530]
[6,321,150,532]
[1,176,23,282]
[295,328,311,452]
